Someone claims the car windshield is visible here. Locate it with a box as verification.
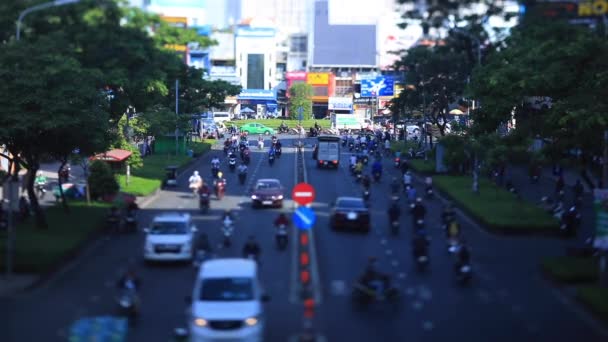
[337,199,366,209]
[256,181,280,190]
[150,221,189,234]
[200,277,254,301]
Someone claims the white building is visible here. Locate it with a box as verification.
[142,0,206,27]
[235,24,278,90]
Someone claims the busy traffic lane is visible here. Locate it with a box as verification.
[304,144,606,342]
[4,137,303,342]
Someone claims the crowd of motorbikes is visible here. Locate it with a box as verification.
[345,133,474,308]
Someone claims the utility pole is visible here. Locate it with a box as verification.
[175,79,179,156]
[603,130,608,189]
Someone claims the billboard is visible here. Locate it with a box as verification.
[328,97,353,111]
[361,76,394,97]
[307,73,330,85]
[286,71,307,80]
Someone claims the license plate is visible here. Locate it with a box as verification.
[262,201,272,205]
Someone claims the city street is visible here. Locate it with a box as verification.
[3,137,608,342]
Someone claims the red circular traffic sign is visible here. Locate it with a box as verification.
[292,183,315,206]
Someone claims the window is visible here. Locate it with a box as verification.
[199,278,254,301]
[313,86,328,96]
[150,221,189,235]
[247,54,264,89]
[290,35,308,53]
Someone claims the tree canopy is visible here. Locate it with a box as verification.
[288,83,313,121]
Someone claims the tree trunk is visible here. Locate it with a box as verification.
[57,159,70,213]
[26,167,48,229]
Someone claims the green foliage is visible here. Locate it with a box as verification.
[88,160,119,199]
[434,175,558,233]
[116,174,161,196]
[409,159,436,174]
[542,256,598,283]
[288,83,313,120]
[439,135,470,173]
[467,20,608,157]
[577,286,608,323]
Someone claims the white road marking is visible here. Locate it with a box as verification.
[398,272,407,279]
[330,280,347,296]
[385,249,393,255]
[392,260,399,267]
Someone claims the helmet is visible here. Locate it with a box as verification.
[217,172,223,178]
[416,197,422,203]
[225,209,231,214]
[193,171,199,176]
[37,171,43,176]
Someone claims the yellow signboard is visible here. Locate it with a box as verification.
[394,84,404,97]
[160,16,188,24]
[307,73,329,85]
[579,1,608,16]
[164,44,187,52]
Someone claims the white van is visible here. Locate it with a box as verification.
[212,112,231,124]
[188,258,269,342]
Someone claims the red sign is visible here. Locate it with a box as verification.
[292,183,315,206]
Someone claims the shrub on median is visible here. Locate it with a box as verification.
[577,286,608,323]
[409,159,436,174]
[434,175,558,233]
[0,201,110,273]
[541,256,599,283]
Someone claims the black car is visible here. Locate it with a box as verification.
[251,179,284,208]
[330,197,371,232]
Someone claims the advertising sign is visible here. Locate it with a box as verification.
[594,189,608,250]
[307,73,329,85]
[353,97,373,104]
[238,89,276,100]
[286,71,307,80]
[328,97,353,111]
[394,84,404,97]
[361,76,394,97]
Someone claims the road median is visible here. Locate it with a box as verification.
[433,175,559,234]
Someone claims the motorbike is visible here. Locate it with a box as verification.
[560,206,581,236]
[278,125,289,134]
[275,147,282,158]
[373,171,381,183]
[36,183,47,199]
[425,186,433,198]
[116,284,138,323]
[215,181,226,200]
[124,211,137,233]
[199,193,210,213]
[363,189,371,202]
[390,218,399,235]
[242,153,251,165]
[276,224,288,250]
[238,171,247,185]
[394,157,400,168]
[228,157,237,171]
[268,154,275,166]
[415,252,429,272]
[355,172,362,183]
[221,218,234,247]
[351,281,400,308]
[211,165,220,179]
[447,237,460,254]
[455,263,473,285]
[348,142,355,151]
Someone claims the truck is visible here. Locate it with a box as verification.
[314,135,341,169]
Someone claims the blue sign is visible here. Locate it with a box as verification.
[238,89,277,101]
[297,106,303,121]
[293,206,316,230]
[361,76,394,97]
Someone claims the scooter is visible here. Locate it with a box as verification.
[215,181,226,200]
[456,263,473,285]
[116,284,138,324]
[269,154,275,166]
[363,189,371,202]
[425,186,433,198]
[390,219,399,235]
[351,281,400,308]
[199,193,210,213]
[276,225,288,250]
[124,210,137,233]
[36,183,46,199]
[222,218,234,247]
[415,252,429,272]
[394,157,400,168]
[238,171,247,185]
[228,157,237,171]
[278,126,289,134]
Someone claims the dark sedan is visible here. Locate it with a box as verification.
[251,179,284,208]
[330,197,371,232]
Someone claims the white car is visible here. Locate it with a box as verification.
[143,213,197,262]
[189,258,269,342]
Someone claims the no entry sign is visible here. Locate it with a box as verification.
[292,182,315,206]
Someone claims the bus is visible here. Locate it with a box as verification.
[315,135,341,169]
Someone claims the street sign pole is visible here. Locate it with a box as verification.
[297,106,304,148]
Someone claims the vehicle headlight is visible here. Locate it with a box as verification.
[244,317,259,326]
[144,241,153,252]
[272,195,283,200]
[193,318,208,327]
[251,195,258,199]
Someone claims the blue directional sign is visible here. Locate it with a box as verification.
[293,206,316,230]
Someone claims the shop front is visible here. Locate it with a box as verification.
[237,89,278,119]
[307,72,335,119]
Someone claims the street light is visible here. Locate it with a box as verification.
[16,0,80,41]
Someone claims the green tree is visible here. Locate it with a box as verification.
[288,83,313,120]
[467,20,608,159]
[88,160,119,200]
[0,34,109,227]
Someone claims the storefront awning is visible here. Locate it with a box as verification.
[90,149,132,163]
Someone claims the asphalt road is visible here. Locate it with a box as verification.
[4,136,608,342]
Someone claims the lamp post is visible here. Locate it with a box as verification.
[16,0,80,41]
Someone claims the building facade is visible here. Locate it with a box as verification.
[235,26,278,91]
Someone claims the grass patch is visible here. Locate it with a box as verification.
[410,159,436,174]
[541,256,599,283]
[0,201,111,273]
[390,140,421,155]
[116,140,213,196]
[434,175,558,233]
[578,286,608,323]
[226,119,331,130]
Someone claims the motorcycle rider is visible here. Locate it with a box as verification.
[189,170,202,195]
[371,159,382,180]
[573,179,584,203]
[406,186,417,204]
[403,171,412,190]
[411,197,426,222]
[222,209,235,226]
[412,233,430,260]
[442,202,456,225]
[237,163,248,183]
[198,181,211,196]
[116,267,141,312]
[424,176,433,193]
[354,160,364,175]
[362,174,371,190]
[400,159,409,174]
[384,138,391,154]
[387,202,400,225]
[455,242,471,269]
[274,213,290,227]
[34,171,47,191]
[279,120,288,132]
[390,177,400,194]
[214,172,226,196]
[349,154,357,170]
[358,257,391,293]
[242,235,261,259]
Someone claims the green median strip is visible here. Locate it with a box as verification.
[117,140,213,196]
[409,159,436,174]
[0,201,111,274]
[541,256,599,283]
[577,286,608,323]
[434,175,558,234]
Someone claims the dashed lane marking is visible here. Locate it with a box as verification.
[398,272,407,279]
[392,260,399,267]
[385,249,393,255]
